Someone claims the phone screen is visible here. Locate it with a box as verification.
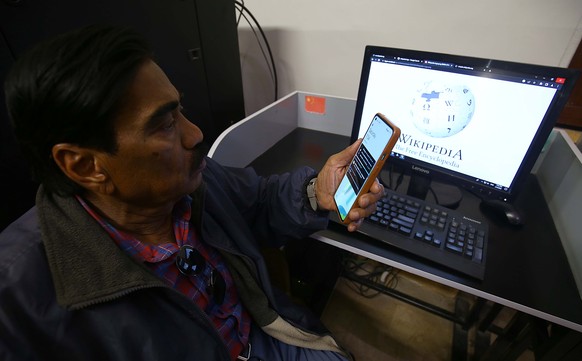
[334,114,395,221]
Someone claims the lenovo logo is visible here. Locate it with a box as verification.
[412,165,430,175]
[463,216,482,225]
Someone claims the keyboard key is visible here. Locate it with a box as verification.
[446,243,464,254]
[397,214,415,224]
[475,248,483,262]
[398,226,412,235]
[391,217,414,229]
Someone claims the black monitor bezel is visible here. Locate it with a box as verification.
[351,45,580,202]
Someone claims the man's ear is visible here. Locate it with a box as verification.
[51,144,108,191]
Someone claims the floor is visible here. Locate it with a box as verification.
[318,256,535,361]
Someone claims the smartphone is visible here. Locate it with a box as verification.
[334,113,400,224]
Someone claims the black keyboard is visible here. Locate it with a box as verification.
[359,188,488,280]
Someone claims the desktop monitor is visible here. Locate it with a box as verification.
[352,46,579,204]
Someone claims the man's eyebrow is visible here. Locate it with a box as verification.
[150,100,180,119]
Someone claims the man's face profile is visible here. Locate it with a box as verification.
[94,60,206,206]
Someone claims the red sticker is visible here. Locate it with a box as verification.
[305,96,326,114]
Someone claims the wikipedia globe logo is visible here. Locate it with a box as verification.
[410,82,475,138]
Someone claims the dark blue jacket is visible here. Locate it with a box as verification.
[0,157,347,361]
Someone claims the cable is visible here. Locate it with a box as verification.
[378,167,391,189]
[235,0,244,26]
[379,165,403,192]
[234,1,278,101]
[394,171,404,192]
[427,186,441,205]
[234,2,278,101]
[235,9,274,93]
[341,255,399,298]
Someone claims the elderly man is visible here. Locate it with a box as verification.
[0,25,382,360]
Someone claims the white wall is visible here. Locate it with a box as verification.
[237,0,582,115]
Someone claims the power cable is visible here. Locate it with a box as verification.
[234,1,278,101]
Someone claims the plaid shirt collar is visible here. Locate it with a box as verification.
[75,195,193,263]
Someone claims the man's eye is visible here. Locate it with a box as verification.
[162,107,183,130]
[163,118,177,130]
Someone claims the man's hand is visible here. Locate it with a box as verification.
[315,139,384,232]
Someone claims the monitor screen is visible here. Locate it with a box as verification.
[352,46,579,202]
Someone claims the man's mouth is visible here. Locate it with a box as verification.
[191,142,210,173]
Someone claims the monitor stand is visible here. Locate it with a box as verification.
[406,173,463,209]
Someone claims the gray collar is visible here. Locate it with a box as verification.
[36,187,165,310]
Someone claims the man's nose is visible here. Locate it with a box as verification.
[180,115,204,149]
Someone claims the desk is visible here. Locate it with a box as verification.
[209,91,582,358]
